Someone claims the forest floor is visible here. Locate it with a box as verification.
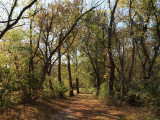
[0,92,159,120]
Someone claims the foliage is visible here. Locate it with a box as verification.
[53,82,68,98]
[98,81,109,101]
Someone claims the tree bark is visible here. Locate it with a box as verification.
[75,49,79,94]
[58,43,62,83]
[128,0,135,83]
[120,52,125,101]
[48,64,54,91]
[76,78,79,94]
[107,0,119,96]
[67,54,74,97]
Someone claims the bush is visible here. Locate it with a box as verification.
[125,81,146,106]
[53,82,68,98]
[98,81,109,101]
[20,72,42,103]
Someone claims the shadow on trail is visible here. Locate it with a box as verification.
[52,93,125,120]
[1,97,71,120]
[1,93,124,120]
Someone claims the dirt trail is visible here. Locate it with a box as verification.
[1,93,154,120]
[52,93,124,120]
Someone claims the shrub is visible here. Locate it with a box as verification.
[98,81,109,101]
[125,81,145,106]
[53,82,68,98]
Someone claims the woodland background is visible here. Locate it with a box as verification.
[0,0,160,118]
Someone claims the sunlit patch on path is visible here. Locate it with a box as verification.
[52,93,124,120]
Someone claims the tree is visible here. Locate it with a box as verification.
[80,10,107,95]
[107,0,119,96]
[67,52,74,97]
[75,47,80,94]
[0,0,37,39]
[34,0,103,89]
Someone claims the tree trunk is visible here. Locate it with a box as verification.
[107,0,119,96]
[67,54,74,97]
[128,0,135,84]
[96,72,100,95]
[47,65,54,91]
[57,44,64,98]
[75,49,79,94]
[128,38,135,83]
[108,26,115,96]
[120,57,125,101]
[76,78,79,94]
[58,44,62,83]
[86,50,100,95]
[27,19,34,103]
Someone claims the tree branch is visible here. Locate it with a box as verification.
[0,0,37,39]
